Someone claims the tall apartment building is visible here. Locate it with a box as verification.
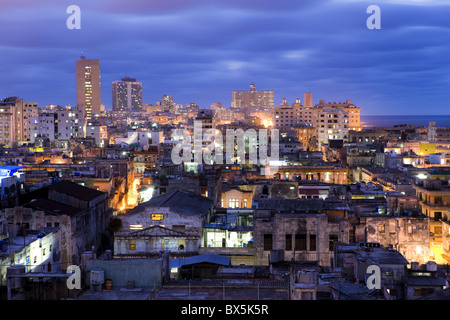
[428,121,450,151]
[76,55,101,120]
[231,83,274,110]
[160,94,178,114]
[33,113,55,142]
[210,102,223,111]
[272,98,315,131]
[0,97,38,146]
[313,106,349,146]
[315,100,361,132]
[30,108,85,143]
[112,76,143,112]
[85,120,107,148]
[413,179,450,264]
[304,91,313,107]
[272,96,360,146]
[194,109,216,163]
[55,109,85,140]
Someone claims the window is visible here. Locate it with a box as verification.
[152,214,164,220]
[435,212,442,221]
[435,226,442,235]
[129,240,136,250]
[285,234,292,251]
[329,234,338,251]
[229,199,239,208]
[295,234,307,251]
[378,224,385,233]
[310,234,316,251]
[264,234,273,251]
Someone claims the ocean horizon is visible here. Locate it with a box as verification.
[361,115,450,128]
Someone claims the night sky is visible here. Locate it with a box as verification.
[0,0,449,115]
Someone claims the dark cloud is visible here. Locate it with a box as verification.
[0,0,448,115]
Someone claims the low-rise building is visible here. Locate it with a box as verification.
[117,190,215,257]
[3,181,110,268]
[0,226,62,286]
[252,198,349,266]
[338,242,409,300]
[361,215,430,265]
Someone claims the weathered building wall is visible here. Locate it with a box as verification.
[221,189,253,208]
[114,234,199,255]
[120,207,204,235]
[0,228,62,286]
[253,214,349,266]
[85,258,164,288]
[0,207,73,269]
[364,216,430,265]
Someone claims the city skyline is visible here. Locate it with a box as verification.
[0,0,449,114]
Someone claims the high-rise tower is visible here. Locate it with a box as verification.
[76,54,101,120]
[112,76,143,112]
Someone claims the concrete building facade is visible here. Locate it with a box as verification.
[232,83,274,110]
[76,55,101,120]
[112,76,143,112]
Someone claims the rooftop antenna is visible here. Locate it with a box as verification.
[80,51,86,59]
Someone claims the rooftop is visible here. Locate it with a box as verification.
[170,254,231,269]
[116,225,198,238]
[128,189,214,216]
[355,247,409,265]
[48,180,106,202]
[26,198,83,216]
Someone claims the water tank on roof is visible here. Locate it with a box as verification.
[90,268,105,284]
[90,268,105,292]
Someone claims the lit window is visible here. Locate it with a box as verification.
[229,199,239,208]
[152,214,164,220]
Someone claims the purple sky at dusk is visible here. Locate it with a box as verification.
[0,0,449,115]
